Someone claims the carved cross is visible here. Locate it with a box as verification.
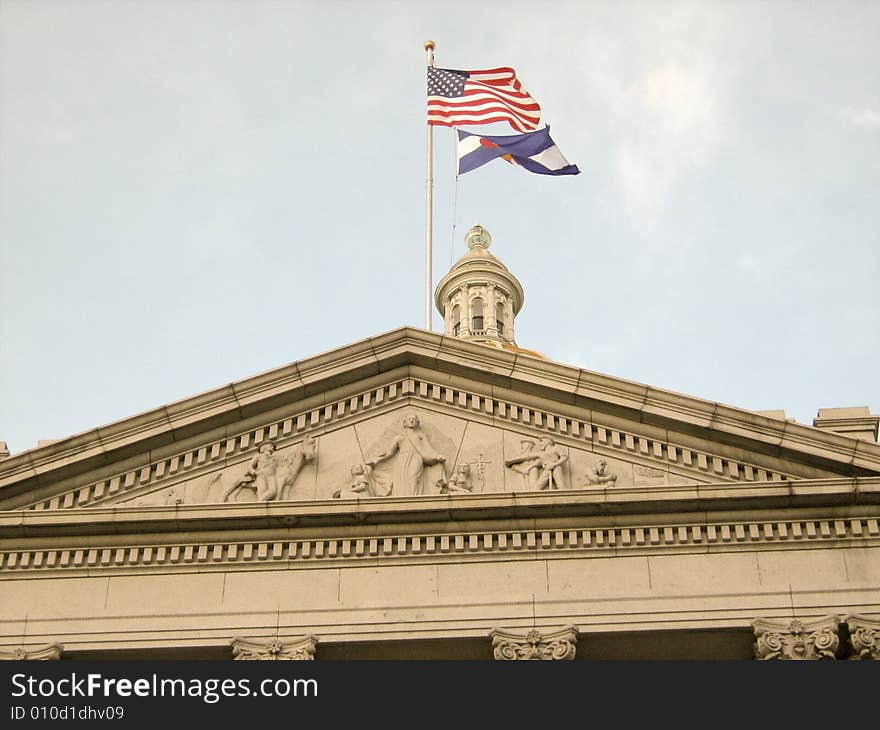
[468,452,493,491]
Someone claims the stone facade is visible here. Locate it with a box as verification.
[0,228,878,660]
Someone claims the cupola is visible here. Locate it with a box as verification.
[434,225,526,350]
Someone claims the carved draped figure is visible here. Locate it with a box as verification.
[372,430,445,497]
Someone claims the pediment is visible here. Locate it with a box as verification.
[2,328,879,513]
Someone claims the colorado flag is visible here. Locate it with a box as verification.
[456,126,580,176]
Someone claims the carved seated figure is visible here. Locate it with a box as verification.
[438,463,473,495]
[333,464,375,499]
[585,459,617,486]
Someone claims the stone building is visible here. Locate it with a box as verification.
[1,225,878,661]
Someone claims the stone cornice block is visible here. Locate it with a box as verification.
[708,404,785,450]
[852,439,880,472]
[490,625,578,660]
[641,390,715,437]
[369,328,443,371]
[752,616,841,660]
[296,342,379,397]
[573,369,649,414]
[509,355,579,403]
[433,336,516,384]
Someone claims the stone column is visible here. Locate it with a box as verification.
[231,636,317,661]
[487,283,497,336]
[0,643,63,660]
[846,615,880,660]
[752,616,840,660]
[489,626,578,660]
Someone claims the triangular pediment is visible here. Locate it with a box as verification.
[2,327,878,512]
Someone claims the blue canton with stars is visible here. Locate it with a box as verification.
[427,67,469,97]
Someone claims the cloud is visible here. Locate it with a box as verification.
[841,108,880,127]
[613,62,725,227]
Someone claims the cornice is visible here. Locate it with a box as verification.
[1,499,877,578]
[1,476,878,539]
[2,328,878,503]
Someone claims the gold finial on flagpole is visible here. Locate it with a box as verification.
[424,40,435,52]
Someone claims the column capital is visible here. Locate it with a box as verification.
[752,616,840,660]
[0,643,63,661]
[490,625,578,660]
[231,635,317,661]
[846,614,880,660]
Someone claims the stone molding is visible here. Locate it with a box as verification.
[3,512,876,576]
[490,625,578,660]
[15,375,810,512]
[231,636,317,661]
[0,643,63,661]
[845,615,880,660]
[752,616,841,660]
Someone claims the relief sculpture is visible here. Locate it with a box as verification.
[437,463,473,495]
[365,414,446,496]
[333,464,376,499]
[213,436,317,503]
[584,460,617,486]
[505,439,542,490]
[505,436,568,490]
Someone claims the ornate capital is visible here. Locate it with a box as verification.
[0,643,63,661]
[752,616,840,660]
[490,625,578,660]
[846,615,880,660]
[231,636,317,661]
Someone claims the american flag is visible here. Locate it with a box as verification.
[427,67,541,133]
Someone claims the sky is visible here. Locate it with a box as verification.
[1,0,878,456]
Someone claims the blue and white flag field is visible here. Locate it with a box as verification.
[456,126,580,176]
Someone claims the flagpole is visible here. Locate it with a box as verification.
[424,39,435,331]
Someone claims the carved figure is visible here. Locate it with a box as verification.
[279,436,317,501]
[218,436,317,503]
[221,441,280,502]
[585,459,617,486]
[505,439,542,490]
[333,464,375,499]
[533,437,568,490]
[366,414,446,496]
[163,488,184,506]
[438,463,473,495]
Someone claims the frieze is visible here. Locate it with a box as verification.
[2,514,877,576]
[17,375,804,512]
